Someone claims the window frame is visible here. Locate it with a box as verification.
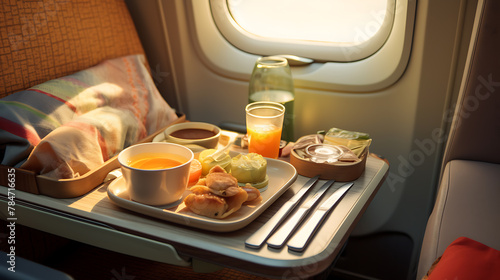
[211,0,396,62]
[185,0,416,92]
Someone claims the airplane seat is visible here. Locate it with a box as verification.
[0,0,145,99]
[417,0,500,278]
[0,0,144,265]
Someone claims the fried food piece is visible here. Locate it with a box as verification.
[183,164,258,219]
[196,178,207,186]
[221,187,248,218]
[241,184,261,202]
[205,165,240,197]
[184,192,228,219]
[189,185,211,195]
[183,185,248,219]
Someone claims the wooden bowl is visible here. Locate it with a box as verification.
[290,148,367,181]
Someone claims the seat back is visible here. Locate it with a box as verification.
[0,0,144,98]
[441,0,500,167]
[418,0,500,278]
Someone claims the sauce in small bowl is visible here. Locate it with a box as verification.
[154,122,221,149]
[170,128,217,140]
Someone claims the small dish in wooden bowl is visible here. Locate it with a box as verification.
[289,134,369,181]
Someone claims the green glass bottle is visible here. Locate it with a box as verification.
[248,56,295,142]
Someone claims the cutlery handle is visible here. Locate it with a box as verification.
[267,207,308,249]
[287,210,327,252]
[245,176,320,249]
[287,182,353,251]
[245,201,295,249]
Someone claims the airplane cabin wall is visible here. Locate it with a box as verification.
[125,0,478,278]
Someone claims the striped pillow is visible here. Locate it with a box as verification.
[0,54,177,177]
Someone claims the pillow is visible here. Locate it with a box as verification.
[0,54,178,178]
[424,237,500,280]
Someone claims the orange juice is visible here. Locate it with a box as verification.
[128,153,186,170]
[248,124,282,158]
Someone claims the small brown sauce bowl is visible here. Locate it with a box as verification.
[158,122,221,149]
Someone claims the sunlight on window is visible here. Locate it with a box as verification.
[227,0,388,44]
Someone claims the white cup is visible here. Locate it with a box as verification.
[118,142,194,206]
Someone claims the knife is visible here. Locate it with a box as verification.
[245,175,320,249]
[266,179,335,249]
[287,182,354,252]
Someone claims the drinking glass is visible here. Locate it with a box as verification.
[245,101,285,159]
[249,56,295,142]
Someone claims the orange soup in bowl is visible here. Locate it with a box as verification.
[127,153,187,170]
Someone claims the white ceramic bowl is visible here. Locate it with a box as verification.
[118,142,194,206]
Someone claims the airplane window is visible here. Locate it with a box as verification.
[211,0,395,62]
[228,0,387,44]
[190,0,414,91]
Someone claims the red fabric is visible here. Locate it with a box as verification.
[0,117,41,146]
[428,237,500,280]
[27,89,77,113]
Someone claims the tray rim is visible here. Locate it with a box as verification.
[106,156,298,232]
